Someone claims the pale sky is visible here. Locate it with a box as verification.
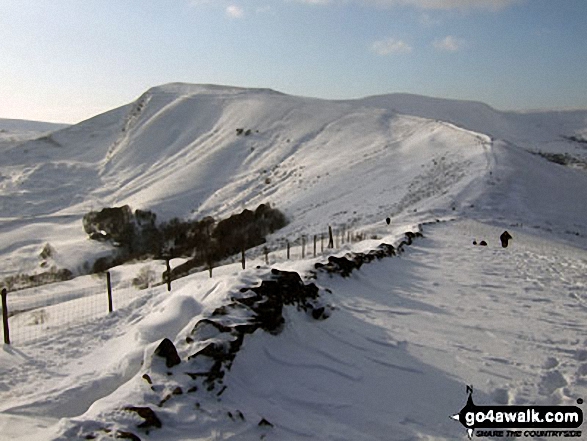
[1,0,586,123]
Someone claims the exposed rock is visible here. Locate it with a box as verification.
[123,406,162,429]
[141,374,152,385]
[314,242,398,277]
[183,268,326,390]
[115,431,141,441]
[154,338,181,368]
[258,418,274,427]
[190,318,233,340]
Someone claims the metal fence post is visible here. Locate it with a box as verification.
[1,288,9,345]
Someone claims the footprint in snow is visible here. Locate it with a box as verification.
[538,370,568,396]
[491,388,510,404]
[542,357,559,370]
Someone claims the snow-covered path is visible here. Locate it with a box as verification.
[337,220,587,405]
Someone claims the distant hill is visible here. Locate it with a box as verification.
[0,118,70,134]
[1,83,586,279]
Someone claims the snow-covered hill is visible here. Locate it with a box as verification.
[1,84,587,441]
[0,118,69,150]
[0,83,493,279]
[357,93,587,154]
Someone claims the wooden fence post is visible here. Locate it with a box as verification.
[165,258,171,292]
[1,288,9,345]
[264,246,269,265]
[313,235,317,257]
[321,233,324,253]
[302,236,306,259]
[106,271,113,313]
[287,240,290,260]
[328,226,334,248]
[241,246,246,270]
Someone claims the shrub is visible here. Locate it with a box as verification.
[84,204,287,276]
[30,309,48,325]
[1,267,73,291]
[83,205,135,248]
[133,266,156,290]
[39,243,54,260]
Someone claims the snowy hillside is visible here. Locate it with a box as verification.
[1,84,587,440]
[357,93,587,156]
[0,118,69,150]
[0,83,492,279]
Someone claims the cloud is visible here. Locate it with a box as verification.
[419,12,442,26]
[432,35,465,51]
[292,0,522,10]
[189,0,212,6]
[226,4,245,18]
[256,5,275,14]
[291,0,332,4]
[371,38,413,55]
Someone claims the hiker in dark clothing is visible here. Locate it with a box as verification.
[500,231,512,248]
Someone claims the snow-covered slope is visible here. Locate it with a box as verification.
[0,118,69,150]
[1,84,587,441]
[0,83,492,278]
[357,93,587,154]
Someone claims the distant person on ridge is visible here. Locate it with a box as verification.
[500,231,512,248]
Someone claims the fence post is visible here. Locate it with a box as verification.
[328,226,334,248]
[287,240,290,260]
[1,288,9,345]
[321,233,324,253]
[205,248,213,278]
[165,258,172,292]
[241,247,246,270]
[264,246,269,265]
[314,235,317,257]
[106,272,113,313]
[302,236,306,259]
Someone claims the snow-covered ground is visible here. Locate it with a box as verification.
[0,84,586,440]
[0,118,69,151]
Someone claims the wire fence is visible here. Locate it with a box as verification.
[190,226,375,277]
[0,274,150,345]
[1,224,385,346]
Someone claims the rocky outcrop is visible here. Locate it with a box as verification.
[314,232,422,278]
[123,406,162,429]
[184,268,326,391]
[153,338,181,368]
